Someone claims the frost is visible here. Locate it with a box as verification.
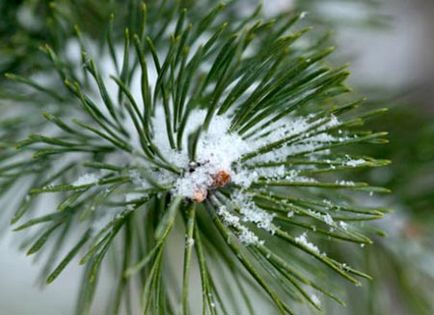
[336,180,355,186]
[346,158,366,167]
[307,208,322,219]
[186,237,195,247]
[339,221,349,230]
[238,226,263,246]
[72,173,99,186]
[232,169,260,187]
[295,233,320,254]
[284,169,316,183]
[322,199,333,207]
[232,191,276,232]
[311,294,321,307]
[323,213,334,225]
[216,205,264,246]
[125,193,143,203]
[217,206,240,225]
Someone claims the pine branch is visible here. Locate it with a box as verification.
[0,1,394,314]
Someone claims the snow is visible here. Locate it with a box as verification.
[336,180,356,186]
[339,221,349,230]
[147,108,347,202]
[249,116,342,164]
[186,237,195,247]
[310,294,321,307]
[72,173,99,186]
[125,192,143,203]
[87,38,357,248]
[217,205,263,245]
[323,213,334,226]
[137,106,347,244]
[238,226,262,246]
[346,158,366,167]
[295,233,320,254]
[232,169,260,187]
[232,191,276,233]
[173,113,250,197]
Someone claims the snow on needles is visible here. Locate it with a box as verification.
[132,107,343,245]
[72,173,100,186]
[90,45,348,246]
[295,233,321,255]
[147,108,342,200]
[171,111,250,199]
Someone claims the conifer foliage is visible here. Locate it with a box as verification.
[0,1,390,314]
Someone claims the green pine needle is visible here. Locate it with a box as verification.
[0,1,392,314]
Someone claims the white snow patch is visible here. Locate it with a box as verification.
[336,180,356,186]
[339,221,349,230]
[125,192,143,202]
[232,191,276,233]
[346,158,366,167]
[311,294,321,307]
[217,205,264,246]
[323,213,334,225]
[186,237,195,247]
[72,173,99,186]
[295,233,320,254]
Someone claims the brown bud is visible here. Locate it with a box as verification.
[193,188,208,203]
[212,169,231,188]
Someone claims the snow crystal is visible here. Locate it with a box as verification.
[232,169,260,187]
[323,213,334,225]
[346,159,365,167]
[307,209,322,219]
[336,180,355,186]
[125,192,143,202]
[217,205,263,246]
[72,173,99,186]
[186,237,195,247]
[322,199,333,207]
[339,221,348,230]
[232,191,276,233]
[311,294,321,307]
[217,206,240,226]
[238,226,263,245]
[252,115,312,141]
[295,233,320,254]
